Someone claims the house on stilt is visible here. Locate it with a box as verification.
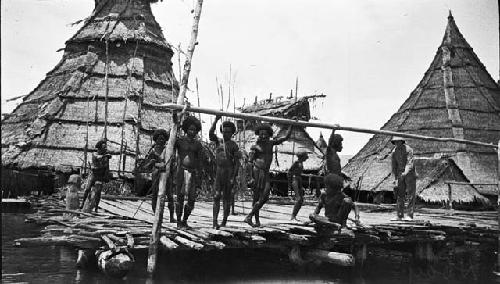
[1,0,178,196]
[343,12,499,207]
[234,95,326,196]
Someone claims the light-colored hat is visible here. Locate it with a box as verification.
[391,136,406,144]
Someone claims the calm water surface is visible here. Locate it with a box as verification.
[2,213,498,283]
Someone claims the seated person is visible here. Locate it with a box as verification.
[309,174,360,230]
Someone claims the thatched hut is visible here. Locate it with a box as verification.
[343,13,499,206]
[234,95,325,196]
[1,0,178,196]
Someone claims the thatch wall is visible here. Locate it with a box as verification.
[1,0,178,191]
[343,14,499,204]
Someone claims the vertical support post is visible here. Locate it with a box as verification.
[447,183,452,210]
[147,0,204,275]
[354,244,367,268]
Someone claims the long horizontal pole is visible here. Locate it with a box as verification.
[159,103,498,149]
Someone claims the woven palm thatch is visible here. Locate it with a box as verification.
[1,0,178,181]
[343,12,500,203]
[234,96,325,173]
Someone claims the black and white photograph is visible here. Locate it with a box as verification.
[1,0,499,283]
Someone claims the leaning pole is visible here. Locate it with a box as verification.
[147,0,204,275]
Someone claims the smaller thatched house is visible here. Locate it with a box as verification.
[234,95,325,196]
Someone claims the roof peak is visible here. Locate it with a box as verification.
[441,11,471,49]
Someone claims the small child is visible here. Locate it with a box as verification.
[288,151,309,221]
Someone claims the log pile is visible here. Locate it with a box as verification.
[15,195,498,265]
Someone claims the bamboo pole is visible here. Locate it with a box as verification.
[147,0,204,275]
[104,39,110,140]
[158,104,498,149]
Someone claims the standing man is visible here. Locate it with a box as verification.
[391,136,416,221]
[288,151,309,221]
[209,115,240,229]
[325,129,343,175]
[174,116,203,228]
[244,123,292,227]
[81,139,111,212]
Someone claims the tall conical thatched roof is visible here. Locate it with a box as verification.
[343,13,500,200]
[235,96,325,173]
[1,0,178,175]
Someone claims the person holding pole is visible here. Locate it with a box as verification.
[391,136,416,221]
[174,116,203,228]
[209,115,240,229]
[288,151,309,221]
[143,129,175,222]
[244,123,292,227]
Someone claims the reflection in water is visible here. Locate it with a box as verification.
[2,213,498,283]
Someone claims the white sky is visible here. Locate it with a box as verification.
[1,0,499,155]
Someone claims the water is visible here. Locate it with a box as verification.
[2,213,498,283]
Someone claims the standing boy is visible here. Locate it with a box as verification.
[81,139,111,212]
[391,136,416,221]
[175,116,203,228]
[144,129,175,222]
[288,151,309,221]
[209,115,240,229]
[244,123,292,227]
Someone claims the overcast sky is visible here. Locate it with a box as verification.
[1,0,499,155]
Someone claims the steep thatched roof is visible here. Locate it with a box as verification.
[416,158,488,204]
[234,96,325,172]
[1,0,178,175]
[343,13,500,200]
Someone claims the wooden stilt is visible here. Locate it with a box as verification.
[147,0,204,275]
[354,244,367,267]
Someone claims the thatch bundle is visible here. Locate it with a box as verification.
[1,0,178,193]
[343,13,500,204]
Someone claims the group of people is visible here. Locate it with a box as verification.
[80,114,417,230]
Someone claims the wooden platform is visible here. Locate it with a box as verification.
[15,194,498,259]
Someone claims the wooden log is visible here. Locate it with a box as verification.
[303,249,355,267]
[101,235,116,250]
[107,234,126,245]
[126,234,135,248]
[158,104,498,149]
[174,236,204,250]
[205,241,226,250]
[160,236,179,250]
[97,248,135,278]
[82,181,103,213]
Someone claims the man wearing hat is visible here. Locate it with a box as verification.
[391,136,416,221]
[288,151,309,221]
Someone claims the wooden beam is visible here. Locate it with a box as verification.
[158,104,498,149]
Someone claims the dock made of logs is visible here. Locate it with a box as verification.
[15,195,499,267]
